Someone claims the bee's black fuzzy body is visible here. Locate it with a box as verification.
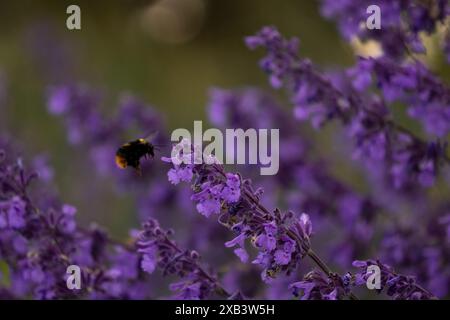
[115,138,155,173]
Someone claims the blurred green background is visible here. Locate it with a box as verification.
[0,0,448,237]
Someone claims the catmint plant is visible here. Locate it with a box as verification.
[245,26,449,190]
[136,218,232,299]
[1,0,449,301]
[0,138,149,299]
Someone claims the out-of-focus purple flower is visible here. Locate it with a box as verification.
[379,205,450,298]
[245,26,300,89]
[47,85,104,145]
[207,87,309,187]
[9,5,449,299]
[289,270,351,300]
[45,86,235,289]
[58,204,77,234]
[352,259,435,299]
[46,84,191,221]
[31,155,54,182]
[23,22,77,83]
[136,218,230,299]
[0,196,27,229]
[47,86,71,115]
[246,26,450,189]
[290,258,437,300]
[0,138,151,299]
[140,245,158,274]
[207,87,380,267]
[168,166,194,185]
[169,281,202,300]
[164,140,317,284]
[320,0,449,59]
[350,57,450,138]
[45,85,204,233]
[165,134,440,299]
[233,248,249,263]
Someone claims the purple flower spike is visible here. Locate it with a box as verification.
[136,218,231,299]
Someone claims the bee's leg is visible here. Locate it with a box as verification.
[135,165,142,177]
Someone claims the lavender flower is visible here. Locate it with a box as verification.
[46,85,236,292]
[163,136,443,300]
[290,259,436,300]
[349,57,450,137]
[289,270,352,300]
[164,142,313,279]
[352,260,435,300]
[23,22,77,83]
[246,26,450,189]
[320,0,449,59]
[163,141,368,299]
[45,85,197,222]
[0,196,27,229]
[3,0,449,300]
[136,218,230,299]
[0,137,150,299]
[207,87,379,267]
[379,205,450,298]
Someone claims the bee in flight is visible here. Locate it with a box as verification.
[115,134,158,175]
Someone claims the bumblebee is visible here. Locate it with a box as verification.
[115,138,155,174]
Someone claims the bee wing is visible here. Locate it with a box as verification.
[142,130,159,142]
[142,131,168,149]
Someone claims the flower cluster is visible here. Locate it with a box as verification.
[46,85,238,289]
[207,88,379,266]
[164,142,358,300]
[289,270,353,300]
[320,0,449,59]
[205,86,450,298]
[349,57,450,138]
[379,206,450,298]
[136,218,230,299]
[47,85,165,170]
[246,26,449,189]
[289,258,436,300]
[2,0,449,300]
[164,141,314,281]
[352,260,435,300]
[0,137,149,299]
[46,85,196,223]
